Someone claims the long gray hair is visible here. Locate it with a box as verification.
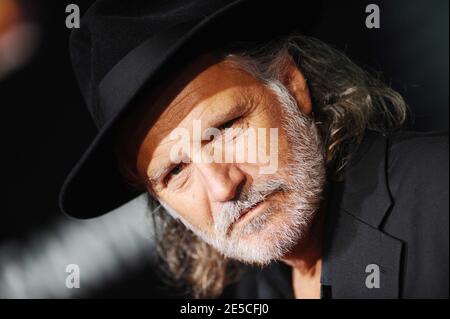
[144,34,408,298]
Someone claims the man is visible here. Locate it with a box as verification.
[60,0,449,298]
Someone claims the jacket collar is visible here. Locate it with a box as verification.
[340,130,392,228]
[321,130,403,298]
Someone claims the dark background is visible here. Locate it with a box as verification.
[0,0,448,298]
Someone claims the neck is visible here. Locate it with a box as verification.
[280,200,326,298]
[282,202,325,269]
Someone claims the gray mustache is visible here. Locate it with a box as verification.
[214,178,288,235]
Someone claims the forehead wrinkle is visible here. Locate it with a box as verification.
[155,85,245,142]
[142,88,204,166]
[151,63,261,136]
[154,64,258,130]
[152,84,204,133]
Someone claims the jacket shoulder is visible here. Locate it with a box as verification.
[384,131,449,298]
[385,130,448,221]
[386,130,448,204]
[387,131,448,176]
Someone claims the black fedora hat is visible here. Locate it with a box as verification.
[60,0,322,219]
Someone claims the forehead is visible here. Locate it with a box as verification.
[152,59,255,133]
[134,56,262,179]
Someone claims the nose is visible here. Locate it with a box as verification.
[196,163,245,202]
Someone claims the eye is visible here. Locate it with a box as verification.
[162,163,185,186]
[169,163,186,176]
[161,161,192,188]
[218,117,239,131]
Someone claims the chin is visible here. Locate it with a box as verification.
[214,208,313,265]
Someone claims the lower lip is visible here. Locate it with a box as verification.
[235,201,266,225]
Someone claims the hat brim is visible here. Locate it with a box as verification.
[60,0,321,219]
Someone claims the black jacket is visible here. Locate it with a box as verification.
[233,130,449,299]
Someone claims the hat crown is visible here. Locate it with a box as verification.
[70,0,239,127]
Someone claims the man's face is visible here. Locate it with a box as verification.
[130,55,326,264]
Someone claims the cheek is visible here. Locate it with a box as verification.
[274,126,290,165]
[255,108,290,167]
[158,183,214,231]
[245,108,290,173]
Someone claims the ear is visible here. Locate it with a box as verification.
[278,55,313,115]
